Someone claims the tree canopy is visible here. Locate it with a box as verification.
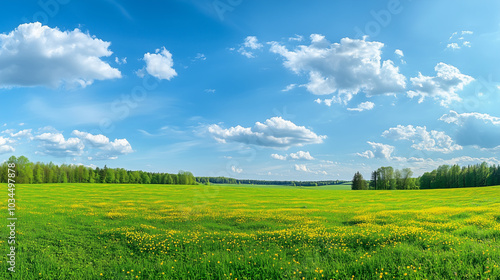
[0,156,196,185]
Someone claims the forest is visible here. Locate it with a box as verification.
[0,156,197,185]
[352,162,500,190]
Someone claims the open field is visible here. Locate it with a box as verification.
[215,183,352,190]
[2,184,500,279]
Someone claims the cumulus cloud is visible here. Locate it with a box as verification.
[231,165,243,174]
[394,49,406,64]
[289,151,315,160]
[0,137,15,154]
[294,164,327,175]
[440,110,500,126]
[382,125,462,153]
[271,154,287,161]
[115,57,127,64]
[238,36,263,58]
[439,110,500,149]
[270,35,406,104]
[207,117,326,149]
[32,130,133,159]
[4,129,32,138]
[347,101,375,112]
[35,133,84,157]
[357,142,395,160]
[0,22,121,88]
[271,151,315,161]
[72,130,109,147]
[137,47,177,80]
[294,164,309,172]
[72,130,133,160]
[407,63,474,107]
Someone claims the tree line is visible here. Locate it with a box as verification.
[352,162,500,190]
[419,162,500,189]
[352,167,419,190]
[0,156,196,185]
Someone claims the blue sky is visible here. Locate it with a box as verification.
[1,0,500,180]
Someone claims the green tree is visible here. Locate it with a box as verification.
[352,172,367,190]
[33,164,44,184]
[105,168,116,183]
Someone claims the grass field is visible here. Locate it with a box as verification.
[215,183,352,190]
[2,184,500,279]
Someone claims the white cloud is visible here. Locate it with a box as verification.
[137,47,177,80]
[35,133,84,157]
[238,36,263,58]
[407,62,474,107]
[204,89,216,94]
[382,125,462,153]
[294,164,309,172]
[243,36,263,49]
[72,130,133,159]
[357,150,375,159]
[194,53,206,61]
[72,130,110,147]
[357,142,395,160]
[4,129,32,138]
[289,34,303,42]
[231,165,243,174]
[314,97,336,107]
[347,101,375,112]
[439,110,500,126]
[282,84,297,92]
[0,137,15,154]
[0,22,121,88]
[289,151,315,160]
[271,151,315,161]
[270,35,406,104]
[394,49,406,64]
[447,30,473,50]
[207,117,326,149]
[440,110,500,149]
[32,130,133,159]
[115,57,127,64]
[271,154,287,160]
[294,163,327,175]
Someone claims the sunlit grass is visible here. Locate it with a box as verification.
[1,184,499,279]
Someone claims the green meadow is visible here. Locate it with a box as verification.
[2,183,500,279]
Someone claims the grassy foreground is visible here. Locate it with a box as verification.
[1,184,500,279]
